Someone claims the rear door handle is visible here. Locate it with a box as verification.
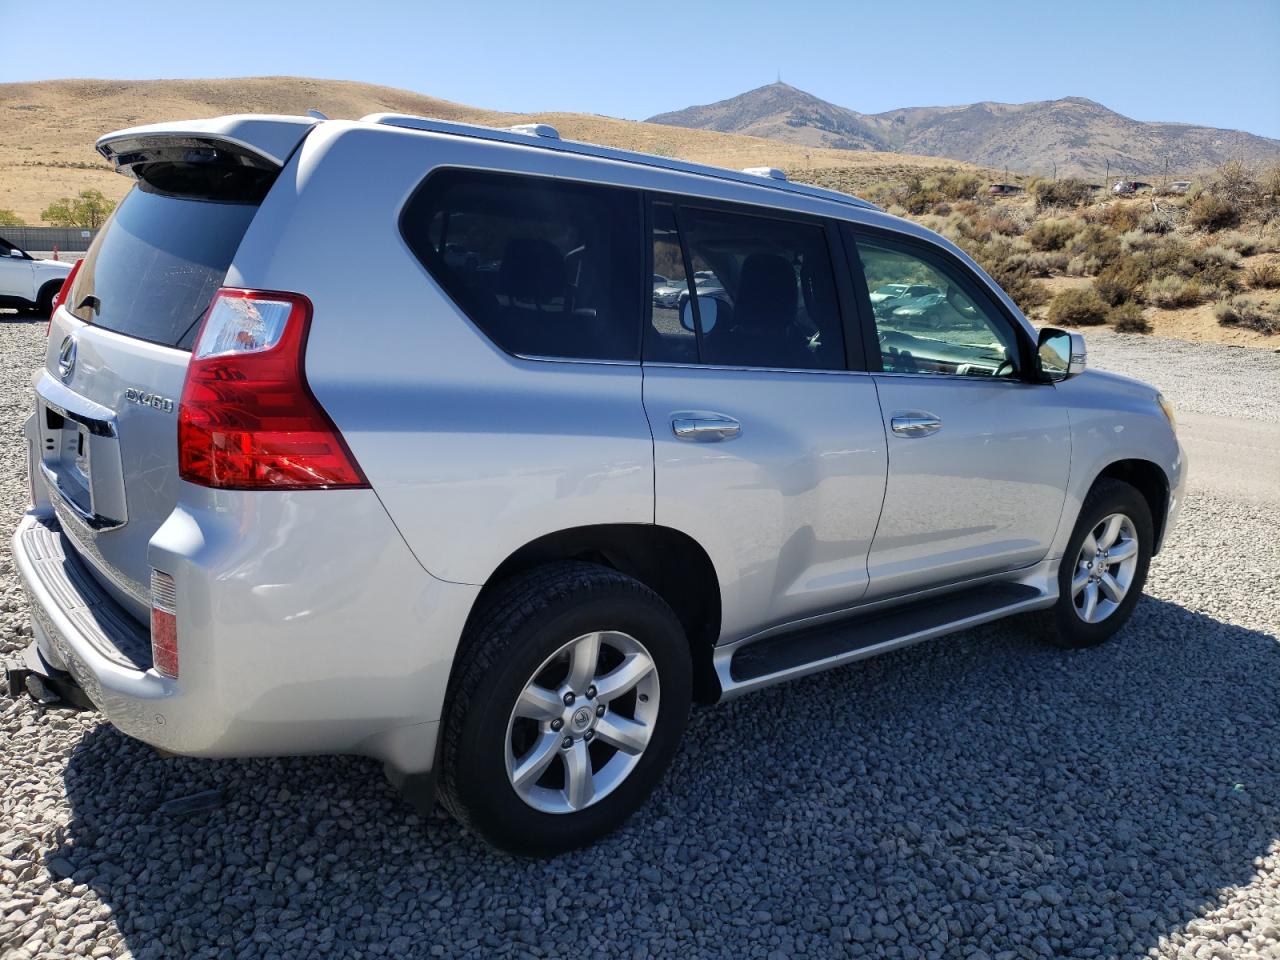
[672,414,741,442]
[890,413,942,437]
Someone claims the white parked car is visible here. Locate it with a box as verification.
[0,236,73,314]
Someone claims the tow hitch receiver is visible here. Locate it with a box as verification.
[4,641,94,711]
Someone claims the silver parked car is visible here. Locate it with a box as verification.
[10,113,1185,856]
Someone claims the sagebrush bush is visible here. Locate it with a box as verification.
[1066,254,1100,276]
[1214,295,1279,333]
[1218,231,1260,256]
[1189,194,1240,231]
[1109,301,1151,333]
[1030,178,1094,209]
[1026,217,1082,251]
[1138,210,1174,234]
[1245,262,1280,289]
[1146,275,1201,307]
[1094,258,1145,305]
[1088,203,1143,232]
[1046,288,1109,326]
[1119,229,1161,254]
[1065,224,1122,268]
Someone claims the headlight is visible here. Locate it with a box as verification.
[1157,393,1177,433]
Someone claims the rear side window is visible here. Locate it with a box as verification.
[646,202,846,371]
[67,186,258,350]
[401,169,643,361]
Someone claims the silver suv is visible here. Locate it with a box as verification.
[10,113,1185,855]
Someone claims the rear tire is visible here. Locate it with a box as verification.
[1037,478,1153,649]
[438,561,691,856]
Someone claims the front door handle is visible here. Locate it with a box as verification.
[672,415,741,442]
[890,413,942,437]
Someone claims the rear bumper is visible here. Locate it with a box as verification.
[13,497,481,775]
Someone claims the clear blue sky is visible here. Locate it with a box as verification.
[2,0,1278,138]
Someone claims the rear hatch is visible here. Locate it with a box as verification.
[35,117,315,622]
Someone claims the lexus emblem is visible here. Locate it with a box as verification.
[57,336,77,381]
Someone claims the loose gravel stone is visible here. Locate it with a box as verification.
[1,312,1277,959]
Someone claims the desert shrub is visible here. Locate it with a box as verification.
[1047,288,1109,326]
[1026,217,1083,251]
[1094,258,1146,305]
[1180,245,1241,294]
[1146,275,1201,307]
[1245,262,1280,289]
[934,171,983,201]
[977,209,1023,237]
[1119,228,1162,254]
[1066,254,1100,276]
[1030,178,1094,210]
[1189,194,1240,231]
[1138,210,1174,234]
[1088,203,1143,232]
[1065,224,1122,269]
[930,201,953,216]
[1213,159,1258,205]
[1196,244,1242,269]
[1214,295,1280,333]
[974,242,1049,313]
[1109,301,1151,333]
[1218,231,1259,256]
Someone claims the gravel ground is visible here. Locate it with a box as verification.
[2,315,1278,959]
[1086,329,1280,424]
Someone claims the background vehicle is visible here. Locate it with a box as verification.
[0,236,72,314]
[10,113,1184,856]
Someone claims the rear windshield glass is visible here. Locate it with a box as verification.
[67,186,258,350]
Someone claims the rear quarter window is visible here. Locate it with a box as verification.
[400,169,643,362]
[67,186,258,350]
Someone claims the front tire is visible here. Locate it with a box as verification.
[1040,478,1153,649]
[36,281,60,317]
[438,562,691,856]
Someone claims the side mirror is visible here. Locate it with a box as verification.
[679,296,719,334]
[1037,327,1086,382]
[8,249,24,258]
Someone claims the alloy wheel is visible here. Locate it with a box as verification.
[504,631,659,814]
[1071,512,1140,624]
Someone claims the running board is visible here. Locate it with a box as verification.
[716,582,1052,700]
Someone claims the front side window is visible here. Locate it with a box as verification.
[401,170,642,361]
[855,238,1021,378]
[645,202,845,371]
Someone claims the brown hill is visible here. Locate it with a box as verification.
[649,83,1280,178]
[0,76,976,223]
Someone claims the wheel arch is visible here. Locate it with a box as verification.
[1091,458,1171,551]
[479,524,723,702]
[36,277,64,312]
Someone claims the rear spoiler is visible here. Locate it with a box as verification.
[96,115,320,200]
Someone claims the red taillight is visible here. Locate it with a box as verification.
[150,570,179,678]
[47,258,83,335]
[178,288,368,490]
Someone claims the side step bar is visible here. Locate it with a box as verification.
[716,582,1053,700]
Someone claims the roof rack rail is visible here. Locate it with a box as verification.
[507,123,561,140]
[361,113,880,213]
